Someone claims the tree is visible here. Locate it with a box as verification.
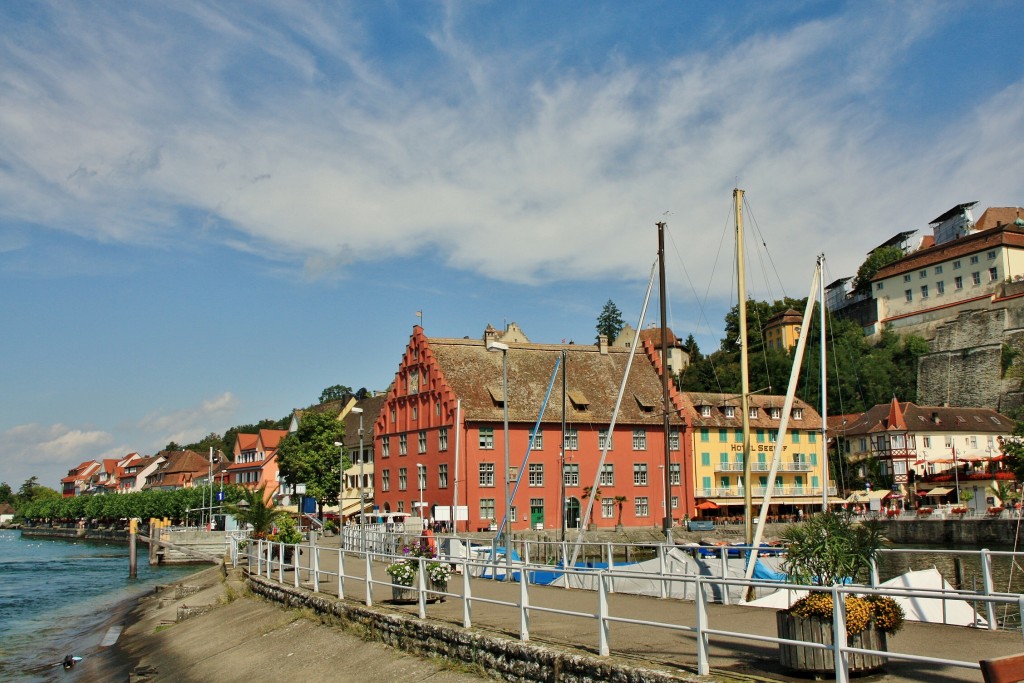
[0,482,13,506]
[276,410,347,518]
[582,486,602,529]
[614,495,628,528]
[596,300,625,344]
[319,384,354,403]
[852,246,904,294]
[682,334,702,363]
[224,484,282,538]
[164,441,182,452]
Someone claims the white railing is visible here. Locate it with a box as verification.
[230,532,1024,683]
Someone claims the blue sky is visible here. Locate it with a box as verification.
[2,1,1022,491]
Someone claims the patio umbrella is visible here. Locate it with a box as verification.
[695,500,719,511]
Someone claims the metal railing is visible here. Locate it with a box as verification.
[232,532,1024,683]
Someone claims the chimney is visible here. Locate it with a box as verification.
[598,334,608,355]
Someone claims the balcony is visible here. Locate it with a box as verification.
[696,486,837,499]
[715,462,814,473]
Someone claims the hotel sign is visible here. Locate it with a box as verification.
[730,444,789,453]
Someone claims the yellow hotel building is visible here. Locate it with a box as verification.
[683,392,832,519]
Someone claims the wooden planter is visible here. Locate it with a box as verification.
[391,584,416,602]
[777,612,887,674]
[428,580,448,603]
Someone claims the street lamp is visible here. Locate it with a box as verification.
[416,463,425,523]
[486,339,511,581]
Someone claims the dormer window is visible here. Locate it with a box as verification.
[793,408,803,420]
[724,406,736,418]
[749,407,759,419]
[700,405,712,418]
[634,394,655,413]
[568,390,590,411]
[488,385,506,408]
[769,408,781,419]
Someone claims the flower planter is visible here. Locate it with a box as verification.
[428,579,448,603]
[777,612,887,675]
[391,584,416,603]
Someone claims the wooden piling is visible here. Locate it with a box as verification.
[129,518,138,578]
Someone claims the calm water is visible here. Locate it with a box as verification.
[0,529,200,682]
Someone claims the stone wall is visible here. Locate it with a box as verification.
[247,576,707,683]
[915,302,1024,411]
[21,526,129,542]
[879,518,1024,546]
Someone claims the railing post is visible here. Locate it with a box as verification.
[719,547,729,605]
[338,547,345,599]
[597,571,610,656]
[658,544,667,599]
[278,541,284,583]
[1018,595,1024,643]
[364,552,373,607]
[462,556,473,628]
[256,539,262,575]
[606,542,615,594]
[870,556,879,587]
[981,549,997,630]
[695,576,709,676]
[519,559,530,642]
[313,544,320,593]
[417,556,427,619]
[561,541,570,590]
[293,543,300,588]
[831,586,849,683]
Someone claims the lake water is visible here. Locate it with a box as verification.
[0,529,201,682]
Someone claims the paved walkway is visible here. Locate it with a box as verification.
[247,537,1024,682]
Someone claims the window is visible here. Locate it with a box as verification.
[528,463,544,487]
[479,463,495,487]
[418,430,427,453]
[411,405,418,420]
[769,407,781,419]
[720,475,731,489]
[876,282,884,291]
[923,436,931,448]
[700,428,710,442]
[700,405,712,417]
[990,267,998,281]
[599,464,614,486]
[633,463,648,486]
[438,427,448,451]
[945,435,953,448]
[953,260,961,269]
[701,452,711,466]
[436,401,441,417]
[988,250,996,259]
[391,407,396,423]
[510,506,517,522]
[563,463,579,487]
[973,271,981,285]
[381,469,390,492]
[719,429,728,443]
[528,430,543,450]
[793,408,803,420]
[921,285,928,298]
[479,427,494,450]
[671,496,679,509]
[564,428,578,451]
[397,500,404,513]
[749,407,759,419]
[937,280,945,295]
[669,430,680,451]
[903,274,911,283]
[480,498,495,520]
[598,428,613,450]
[970,435,978,448]
[398,467,408,491]
[669,463,681,485]
[417,465,427,490]
[438,464,448,488]
[634,496,649,517]
[382,437,390,458]
[633,429,647,450]
[919,269,928,279]
[724,406,736,418]
[905,289,913,302]
[970,255,979,264]
[399,434,408,455]
[701,476,712,493]
[955,276,963,289]
[601,499,614,519]
[935,265,943,274]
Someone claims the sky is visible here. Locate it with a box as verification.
[2,1,1023,491]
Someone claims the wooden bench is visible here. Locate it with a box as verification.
[981,653,1024,683]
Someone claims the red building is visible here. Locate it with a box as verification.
[374,325,691,532]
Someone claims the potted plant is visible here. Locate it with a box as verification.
[323,519,337,536]
[387,539,449,602]
[386,560,417,601]
[426,560,453,601]
[777,510,905,675]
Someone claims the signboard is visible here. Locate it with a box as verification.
[295,483,307,494]
[433,505,469,521]
[216,491,225,502]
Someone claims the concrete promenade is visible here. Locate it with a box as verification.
[248,536,1024,683]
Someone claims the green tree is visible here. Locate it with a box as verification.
[276,410,347,518]
[0,482,14,506]
[164,441,182,452]
[682,334,702,362]
[596,300,625,344]
[852,245,905,294]
[319,384,354,403]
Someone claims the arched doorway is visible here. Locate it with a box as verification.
[565,497,582,529]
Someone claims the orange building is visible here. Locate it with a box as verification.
[226,429,289,503]
[374,325,692,532]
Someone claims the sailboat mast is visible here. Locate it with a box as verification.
[658,222,673,545]
[818,254,829,510]
[736,188,753,546]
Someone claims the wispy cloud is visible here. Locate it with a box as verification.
[3,423,114,468]
[0,2,1020,295]
[135,392,239,446]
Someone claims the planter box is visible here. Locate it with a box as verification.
[391,584,416,603]
[777,612,887,674]
[428,580,448,603]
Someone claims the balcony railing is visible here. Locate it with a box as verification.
[696,486,837,499]
[714,462,814,473]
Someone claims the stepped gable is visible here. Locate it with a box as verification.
[413,331,684,426]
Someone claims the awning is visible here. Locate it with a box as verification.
[867,490,891,501]
[695,500,719,511]
[924,487,953,496]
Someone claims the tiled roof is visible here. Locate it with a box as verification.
[257,429,288,450]
[684,392,822,430]
[236,432,259,450]
[836,402,1012,436]
[636,327,679,348]
[975,207,1024,231]
[342,395,387,449]
[873,223,1024,281]
[423,336,685,425]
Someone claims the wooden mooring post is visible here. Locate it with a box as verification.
[129,518,138,578]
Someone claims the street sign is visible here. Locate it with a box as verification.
[216,491,225,502]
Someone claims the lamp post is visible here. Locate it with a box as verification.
[486,339,511,581]
[334,440,345,523]
[416,463,425,522]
